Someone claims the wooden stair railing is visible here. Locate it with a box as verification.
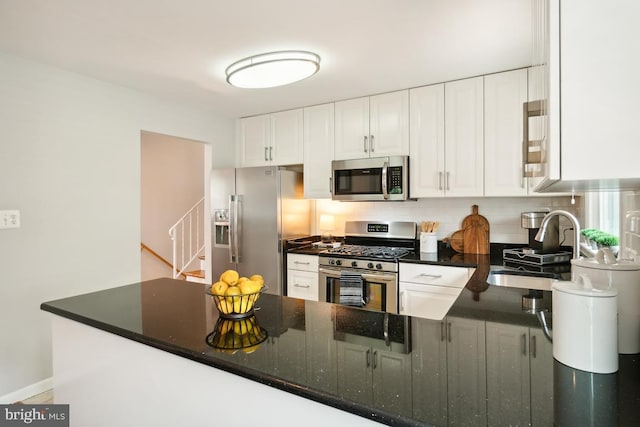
[140,242,186,279]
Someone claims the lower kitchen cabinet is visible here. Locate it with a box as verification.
[485,322,554,427]
[304,301,338,394]
[287,254,319,301]
[412,316,487,426]
[445,316,487,426]
[411,318,448,425]
[336,341,412,417]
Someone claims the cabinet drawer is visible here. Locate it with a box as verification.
[287,270,319,301]
[287,254,319,272]
[399,282,462,320]
[399,263,472,288]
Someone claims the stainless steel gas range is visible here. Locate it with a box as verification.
[318,221,417,313]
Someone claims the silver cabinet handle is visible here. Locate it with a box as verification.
[399,291,405,312]
[366,349,371,367]
[439,172,443,191]
[264,147,268,161]
[419,273,443,279]
[269,146,273,161]
[364,135,368,153]
[370,135,375,153]
[447,322,452,342]
[446,171,450,191]
[294,261,310,265]
[440,322,446,342]
[522,334,527,356]
[531,335,537,358]
[329,177,333,194]
[373,350,378,369]
[293,283,310,288]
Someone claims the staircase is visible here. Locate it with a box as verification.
[169,197,207,283]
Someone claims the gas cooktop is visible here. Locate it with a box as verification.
[325,245,413,260]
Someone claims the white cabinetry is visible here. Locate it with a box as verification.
[444,77,484,197]
[485,322,554,427]
[398,263,473,320]
[534,0,640,192]
[239,109,303,167]
[287,254,319,301]
[303,103,334,198]
[334,91,409,160]
[484,69,529,196]
[336,341,412,417]
[409,84,445,197]
[410,78,483,197]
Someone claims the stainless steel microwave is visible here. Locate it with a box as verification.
[331,156,409,201]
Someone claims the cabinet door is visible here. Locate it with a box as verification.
[444,77,484,197]
[399,282,461,320]
[372,349,413,417]
[446,316,487,426]
[411,318,448,425]
[334,97,370,160]
[270,109,303,166]
[485,322,531,427]
[276,328,307,383]
[305,302,337,394]
[369,90,409,157]
[336,341,373,406]
[484,69,529,196]
[409,84,445,197]
[529,328,553,427]
[303,103,334,198]
[239,115,270,167]
[399,263,471,288]
[287,269,318,301]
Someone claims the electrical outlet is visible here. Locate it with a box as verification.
[0,210,21,229]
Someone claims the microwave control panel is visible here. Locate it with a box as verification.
[388,166,403,194]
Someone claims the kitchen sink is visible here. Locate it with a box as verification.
[486,269,557,291]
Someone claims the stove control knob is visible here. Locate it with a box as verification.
[329,259,335,265]
[336,260,342,266]
[367,262,374,269]
[376,263,383,270]
[351,261,358,268]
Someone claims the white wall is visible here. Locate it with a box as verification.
[0,51,235,400]
[314,196,583,246]
[141,132,205,281]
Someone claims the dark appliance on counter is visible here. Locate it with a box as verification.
[331,156,409,201]
[502,211,572,273]
[318,221,417,314]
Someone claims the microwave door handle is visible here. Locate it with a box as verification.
[381,161,389,199]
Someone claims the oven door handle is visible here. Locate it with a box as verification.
[361,272,396,283]
[318,267,342,277]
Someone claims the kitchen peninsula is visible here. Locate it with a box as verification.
[41,276,639,426]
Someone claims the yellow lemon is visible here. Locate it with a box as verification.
[225,286,242,312]
[237,277,249,284]
[249,274,264,287]
[239,279,261,295]
[220,269,239,286]
[210,281,228,296]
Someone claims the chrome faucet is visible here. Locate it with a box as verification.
[535,210,581,259]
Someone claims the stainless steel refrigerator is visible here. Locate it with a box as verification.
[211,166,310,295]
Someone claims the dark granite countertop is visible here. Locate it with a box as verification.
[41,277,639,426]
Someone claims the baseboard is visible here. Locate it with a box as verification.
[0,377,53,404]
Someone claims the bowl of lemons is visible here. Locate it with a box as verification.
[206,269,265,318]
[205,315,267,354]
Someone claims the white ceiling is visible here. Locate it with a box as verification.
[0,0,532,118]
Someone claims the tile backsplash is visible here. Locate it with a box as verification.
[313,196,583,245]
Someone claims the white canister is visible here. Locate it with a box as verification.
[420,232,437,254]
[572,257,640,354]
[552,275,618,374]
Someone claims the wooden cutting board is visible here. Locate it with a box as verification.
[447,229,465,253]
[462,204,490,254]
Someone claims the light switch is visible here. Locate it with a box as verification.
[0,210,21,229]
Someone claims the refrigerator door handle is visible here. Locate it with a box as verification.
[234,194,242,263]
[228,195,236,263]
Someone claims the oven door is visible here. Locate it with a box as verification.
[318,266,398,314]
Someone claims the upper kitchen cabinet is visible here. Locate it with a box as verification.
[334,90,409,160]
[303,103,334,199]
[484,69,529,196]
[444,77,484,197]
[238,109,303,167]
[532,0,640,192]
[409,84,445,198]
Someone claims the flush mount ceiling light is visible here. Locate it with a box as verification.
[225,50,320,89]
